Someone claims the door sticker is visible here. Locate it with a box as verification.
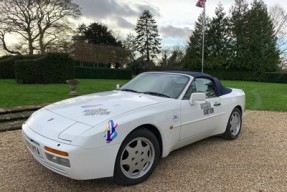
[200,102,214,115]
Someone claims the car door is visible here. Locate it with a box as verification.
[180,78,224,140]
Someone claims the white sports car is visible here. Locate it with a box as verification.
[22,71,245,185]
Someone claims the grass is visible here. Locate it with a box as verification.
[0,79,286,111]
[0,79,128,107]
[222,81,287,112]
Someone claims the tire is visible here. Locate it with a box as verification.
[223,107,242,140]
[114,128,160,185]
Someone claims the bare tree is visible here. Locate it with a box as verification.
[122,33,137,63]
[0,0,80,55]
[269,4,287,70]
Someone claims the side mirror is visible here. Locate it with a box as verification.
[189,92,206,105]
[116,84,121,89]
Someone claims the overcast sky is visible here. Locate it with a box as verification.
[73,0,286,49]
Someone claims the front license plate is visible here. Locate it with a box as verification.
[25,138,42,158]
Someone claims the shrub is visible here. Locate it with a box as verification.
[0,56,15,79]
[205,70,258,81]
[15,53,74,84]
[259,72,287,83]
[0,55,42,79]
[75,67,132,79]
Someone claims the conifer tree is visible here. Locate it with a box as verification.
[206,3,231,70]
[245,0,279,73]
[229,0,250,70]
[134,10,161,68]
[181,14,210,71]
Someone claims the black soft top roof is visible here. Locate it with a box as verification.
[162,71,232,96]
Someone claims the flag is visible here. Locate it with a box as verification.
[196,0,206,8]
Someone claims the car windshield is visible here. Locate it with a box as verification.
[120,73,190,99]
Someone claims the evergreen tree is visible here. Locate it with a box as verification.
[206,3,231,70]
[134,10,161,68]
[181,14,210,71]
[229,0,250,70]
[182,0,280,74]
[168,49,184,67]
[245,0,279,73]
[74,22,122,47]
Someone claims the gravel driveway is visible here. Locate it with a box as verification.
[1,110,287,192]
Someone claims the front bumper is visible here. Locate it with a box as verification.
[22,123,120,180]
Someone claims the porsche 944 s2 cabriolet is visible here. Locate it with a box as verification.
[22,71,245,185]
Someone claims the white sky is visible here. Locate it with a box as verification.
[72,0,287,49]
[4,0,287,50]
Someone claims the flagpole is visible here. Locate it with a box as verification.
[201,1,206,73]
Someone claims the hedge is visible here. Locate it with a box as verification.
[75,67,132,79]
[0,56,15,79]
[259,72,287,83]
[0,55,43,79]
[204,70,287,83]
[15,53,74,84]
[144,68,287,83]
[204,70,258,81]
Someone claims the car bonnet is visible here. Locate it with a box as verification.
[27,91,169,142]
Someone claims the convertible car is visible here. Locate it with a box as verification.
[22,71,245,185]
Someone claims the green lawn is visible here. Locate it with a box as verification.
[0,79,128,107]
[222,81,287,111]
[0,79,286,111]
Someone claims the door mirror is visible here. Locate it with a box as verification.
[116,84,121,89]
[189,92,206,105]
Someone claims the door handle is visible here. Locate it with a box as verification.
[214,102,221,106]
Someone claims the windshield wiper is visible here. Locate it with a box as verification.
[142,91,171,98]
[120,88,140,93]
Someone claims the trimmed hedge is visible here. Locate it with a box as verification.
[145,68,287,83]
[205,70,258,81]
[259,72,287,83]
[205,70,287,83]
[0,55,42,79]
[0,56,15,79]
[75,67,132,79]
[15,53,74,84]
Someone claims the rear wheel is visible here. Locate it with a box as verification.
[223,107,242,140]
[114,128,160,185]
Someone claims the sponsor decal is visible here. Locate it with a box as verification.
[200,101,214,115]
[173,113,179,122]
[83,108,111,116]
[104,120,119,143]
[81,104,102,108]
[203,108,214,115]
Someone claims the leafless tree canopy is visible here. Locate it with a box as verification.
[0,0,81,55]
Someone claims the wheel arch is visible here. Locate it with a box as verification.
[113,124,163,185]
[235,105,243,115]
[123,124,163,158]
[140,124,163,157]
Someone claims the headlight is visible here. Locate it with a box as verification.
[44,146,70,167]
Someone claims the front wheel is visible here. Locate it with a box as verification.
[114,128,160,185]
[223,107,242,140]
